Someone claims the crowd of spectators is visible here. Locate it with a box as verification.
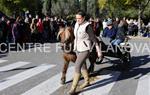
[0,13,149,47]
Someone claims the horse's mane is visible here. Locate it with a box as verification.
[57,27,65,40]
[64,27,72,42]
[57,26,74,43]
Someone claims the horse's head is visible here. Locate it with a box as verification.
[57,26,74,43]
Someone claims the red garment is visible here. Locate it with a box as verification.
[37,21,44,33]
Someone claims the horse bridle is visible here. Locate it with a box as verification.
[61,41,74,54]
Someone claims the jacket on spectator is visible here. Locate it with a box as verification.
[102,26,117,41]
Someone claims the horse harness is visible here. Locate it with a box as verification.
[61,41,74,54]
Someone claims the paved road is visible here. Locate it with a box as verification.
[0,38,149,95]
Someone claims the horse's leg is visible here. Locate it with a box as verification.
[88,56,95,74]
[61,60,69,84]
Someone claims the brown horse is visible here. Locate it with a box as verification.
[57,26,98,84]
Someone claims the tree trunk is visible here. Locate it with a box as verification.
[138,0,150,36]
[138,5,142,36]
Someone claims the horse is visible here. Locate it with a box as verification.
[57,26,99,84]
[57,25,131,85]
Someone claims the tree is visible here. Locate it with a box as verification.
[0,0,43,17]
[80,0,87,12]
[42,0,52,16]
[125,0,150,34]
[46,0,77,18]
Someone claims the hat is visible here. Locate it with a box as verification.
[107,19,113,26]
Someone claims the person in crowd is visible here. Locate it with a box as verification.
[50,17,55,41]
[102,19,117,42]
[102,19,107,30]
[7,20,12,43]
[146,22,150,37]
[0,16,7,43]
[30,18,38,43]
[12,16,25,44]
[113,17,120,30]
[37,18,44,43]
[111,20,128,45]
[127,19,133,35]
[43,16,50,42]
[24,18,31,43]
[95,18,103,37]
[132,19,138,36]
[53,17,59,41]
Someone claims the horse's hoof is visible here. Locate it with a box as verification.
[61,78,66,85]
[88,67,94,74]
[61,81,65,85]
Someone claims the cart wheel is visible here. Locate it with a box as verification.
[123,52,131,63]
[120,52,131,70]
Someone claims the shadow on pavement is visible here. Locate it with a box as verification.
[77,55,150,94]
[0,53,8,58]
[1,66,37,73]
[118,55,150,80]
